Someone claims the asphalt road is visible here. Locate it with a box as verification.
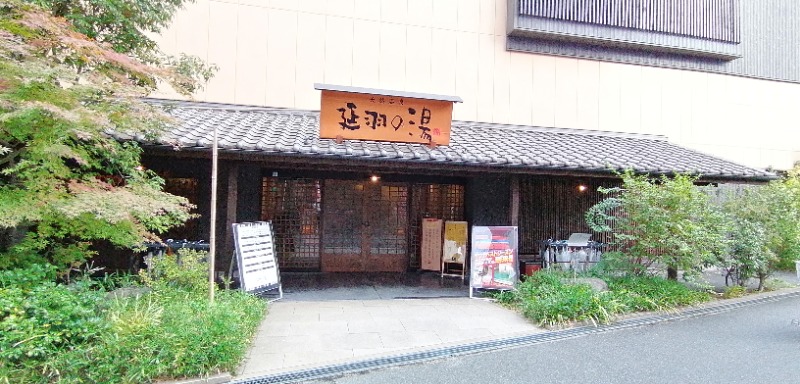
[306,295,800,384]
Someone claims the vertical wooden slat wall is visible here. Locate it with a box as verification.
[518,0,739,43]
[517,177,619,255]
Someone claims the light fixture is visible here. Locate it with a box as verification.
[577,184,588,192]
[370,175,380,183]
[134,165,145,171]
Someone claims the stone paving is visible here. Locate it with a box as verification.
[237,296,542,379]
[235,269,800,381]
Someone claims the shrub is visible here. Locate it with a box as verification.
[717,174,800,274]
[722,285,747,299]
[501,271,624,327]
[720,219,776,290]
[0,258,267,384]
[0,266,107,382]
[499,271,710,327]
[586,171,729,278]
[140,248,209,295]
[604,275,709,311]
[49,289,266,383]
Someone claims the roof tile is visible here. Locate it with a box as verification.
[125,101,775,181]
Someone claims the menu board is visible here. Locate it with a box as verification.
[420,218,443,271]
[470,226,518,290]
[443,221,468,264]
[232,221,281,293]
[442,221,468,278]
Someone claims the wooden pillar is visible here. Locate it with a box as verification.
[510,175,520,226]
[223,163,239,272]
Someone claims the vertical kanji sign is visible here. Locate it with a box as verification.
[318,89,455,145]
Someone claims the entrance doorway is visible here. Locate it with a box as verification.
[321,180,409,272]
[261,174,465,273]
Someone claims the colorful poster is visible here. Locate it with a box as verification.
[420,218,443,271]
[470,226,518,289]
[443,221,468,264]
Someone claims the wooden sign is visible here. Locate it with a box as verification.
[318,88,455,145]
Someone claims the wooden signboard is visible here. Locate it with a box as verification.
[231,221,282,300]
[317,85,456,145]
[420,218,443,271]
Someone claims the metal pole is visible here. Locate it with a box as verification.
[208,126,218,303]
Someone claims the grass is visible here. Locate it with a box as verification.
[496,270,710,327]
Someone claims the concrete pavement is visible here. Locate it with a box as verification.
[237,297,543,378]
[304,291,800,384]
[234,270,800,382]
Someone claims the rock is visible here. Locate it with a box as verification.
[106,286,151,299]
[562,277,608,292]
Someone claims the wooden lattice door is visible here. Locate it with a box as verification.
[321,180,408,272]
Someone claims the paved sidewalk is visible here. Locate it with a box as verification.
[237,297,542,379]
[235,270,800,382]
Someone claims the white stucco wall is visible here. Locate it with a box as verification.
[153,0,800,171]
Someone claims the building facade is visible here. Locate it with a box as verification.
[156,0,800,171]
[142,0,792,275]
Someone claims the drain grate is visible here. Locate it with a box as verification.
[234,290,800,384]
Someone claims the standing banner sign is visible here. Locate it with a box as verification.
[470,226,518,298]
[232,221,282,301]
[442,221,468,279]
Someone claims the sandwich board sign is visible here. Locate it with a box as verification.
[231,221,282,301]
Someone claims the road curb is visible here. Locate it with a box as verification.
[157,373,232,384]
[232,287,800,384]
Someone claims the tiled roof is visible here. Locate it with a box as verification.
[122,100,774,181]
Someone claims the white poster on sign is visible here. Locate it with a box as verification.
[232,221,281,297]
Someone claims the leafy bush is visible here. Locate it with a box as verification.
[0,263,56,288]
[140,248,209,294]
[716,172,800,272]
[0,267,108,381]
[586,171,729,278]
[499,271,709,327]
[604,275,709,311]
[47,289,266,383]
[719,218,776,290]
[0,260,267,384]
[722,285,747,299]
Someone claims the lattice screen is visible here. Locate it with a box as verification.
[369,184,409,255]
[321,180,364,256]
[518,178,617,255]
[260,178,321,270]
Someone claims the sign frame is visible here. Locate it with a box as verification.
[441,220,468,279]
[469,226,519,299]
[231,221,283,301]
